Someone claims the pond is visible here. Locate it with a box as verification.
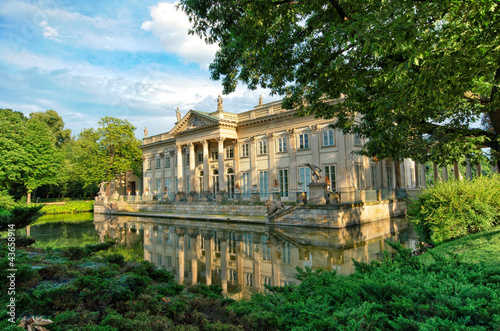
[25,212,418,300]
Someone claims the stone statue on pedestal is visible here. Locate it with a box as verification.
[304,163,324,183]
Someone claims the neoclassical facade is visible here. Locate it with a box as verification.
[140,96,422,200]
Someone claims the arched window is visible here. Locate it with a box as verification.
[199,170,204,192]
[212,169,219,194]
[226,168,235,199]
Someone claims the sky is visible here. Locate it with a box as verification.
[0,0,279,139]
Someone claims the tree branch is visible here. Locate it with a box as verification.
[328,0,349,22]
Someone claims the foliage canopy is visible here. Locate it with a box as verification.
[73,117,142,188]
[180,0,500,167]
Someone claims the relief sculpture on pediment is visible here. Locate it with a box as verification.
[187,116,205,129]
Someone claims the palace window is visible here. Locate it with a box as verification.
[299,166,311,195]
[386,165,394,188]
[157,254,162,266]
[259,140,267,155]
[261,235,272,261]
[244,272,253,287]
[242,172,251,198]
[166,256,172,268]
[211,150,218,160]
[242,234,253,258]
[298,133,309,149]
[278,169,289,197]
[186,176,190,193]
[282,242,292,264]
[354,133,362,146]
[155,158,161,169]
[324,165,337,191]
[259,170,269,198]
[185,151,190,165]
[212,169,219,194]
[225,146,234,159]
[165,178,171,193]
[156,179,161,191]
[278,136,287,152]
[198,151,203,163]
[323,129,335,147]
[241,143,249,157]
[165,156,171,168]
[355,164,364,189]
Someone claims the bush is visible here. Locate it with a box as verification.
[408,174,500,245]
[40,201,94,215]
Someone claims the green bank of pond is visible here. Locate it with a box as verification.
[2,215,500,330]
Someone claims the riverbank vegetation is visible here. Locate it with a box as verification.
[38,201,94,215]
[0,109,142,203]
[2,227,500,330]
[408,174,500,245]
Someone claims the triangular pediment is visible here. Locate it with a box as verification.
[170,110,219,135]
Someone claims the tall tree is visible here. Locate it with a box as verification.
[74,117,142,188]
[180,0,500,168]
[0,109,63,203]
[29,110,71,148]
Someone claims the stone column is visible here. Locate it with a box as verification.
[217,137,226,192]
[176,145,183,192]
[189,143,195,193]
[253,238,261,291]
[178,234,185,284]
[414,161,419,188]
[311,124,320,170]
[204,236,212,286]
[420,164,427,188]
[250,136,257,187]
[142,156,147,194]
[234,140,240,188]
[190,235,198,284]
[160,153,165,194]
[453,162,462,180]
[433,163,440,184]
[288,129,298,192]
[442,166,448,182]
[381,159,388,188]
[220,238,228,295]
[466,159,473,180]
[151,155,156,194]
[202,140,210,194]
[267,133,275,194]
[476,163,482,176]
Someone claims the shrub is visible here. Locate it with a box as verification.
[40,201,94,215]
[408,174,500,245]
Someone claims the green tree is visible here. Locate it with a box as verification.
[0,109,63,203]
[29,109,71,148]
[74,117,142,188]
[180,0,500,168]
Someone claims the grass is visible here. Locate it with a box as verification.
[418,227,500,269]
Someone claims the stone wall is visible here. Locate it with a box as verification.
[271,199,407,228]
[127,201,267,216]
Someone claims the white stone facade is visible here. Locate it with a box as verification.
[139,97,419,200]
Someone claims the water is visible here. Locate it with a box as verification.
[25,213,418,300]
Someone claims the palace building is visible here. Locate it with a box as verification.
[139,96,423,200]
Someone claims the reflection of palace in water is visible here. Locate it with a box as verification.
[94,214,416,300]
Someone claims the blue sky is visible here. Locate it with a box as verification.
[0,0,278,138]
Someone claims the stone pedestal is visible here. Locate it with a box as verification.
[216,191,227,203]
[308,182,328,205]
[251,191,260,203]
[296,192,306,205]
[329,192,339,205]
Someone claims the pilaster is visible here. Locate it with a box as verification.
[189,143,195,192]
[176,145,183,192]
[217,137,226,191]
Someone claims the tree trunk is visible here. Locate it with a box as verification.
[27,191,32,205]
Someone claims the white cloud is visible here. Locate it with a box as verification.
[141,2,218,69]
[40,20,59,39]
